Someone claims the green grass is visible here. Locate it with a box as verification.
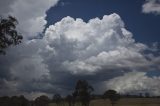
[49,98,160,106]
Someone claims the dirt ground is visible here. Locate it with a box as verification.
[49,98,160,106]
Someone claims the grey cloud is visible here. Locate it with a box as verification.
[0,0,59,39]
[0,13,160,98]
[0,0,16,15]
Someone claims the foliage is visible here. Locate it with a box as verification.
[103,89,120,106]
[73,80,94,106]
[0,16,23,54]
[34,95,50,106]
[53,93,62,105]
[0,95,29,106]
[66,95,73,106]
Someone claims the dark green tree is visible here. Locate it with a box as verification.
[103,90,120,106]
[73,80,94,106]
[0,96,10,106]
[0,95,29,106]
[139,93,143,98]
[34,95,50,106]
[10,96,21,106]
[19,95,29,106]
[0,16,23,54]
[52,94,62,106]
[145,92,150,98]
[66,95,73,106]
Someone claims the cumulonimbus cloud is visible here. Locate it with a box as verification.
[0,10,160,98]
[44,14,155,75]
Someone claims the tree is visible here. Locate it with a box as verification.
[0,96,10,106]
[103,90,120,106]
[0,16,22,54]
[52,94,62,106]
[10,96,21,106]
[139,93,143,98]
[66,95,73,106]
[19,95,29,106]
[145,92,150,98]
[73,80,94,106]
[34,95,50,106]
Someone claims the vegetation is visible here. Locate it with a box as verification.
[52,94,62,106]
[73,80,94,106]
[0,80,160,106]
[34,95,50,106]
[66,95,73,106]
[103,90,120,106]
[0,16,23,54]
[0,95,29,106]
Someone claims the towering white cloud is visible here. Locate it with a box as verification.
[44,14,150,75]
[142,0,160,15]
[0,12,160,98]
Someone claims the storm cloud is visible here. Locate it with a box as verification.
[0,0,160,99]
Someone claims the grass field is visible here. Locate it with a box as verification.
[49,98,160,106]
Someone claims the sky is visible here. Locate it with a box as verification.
[0,0,160,99]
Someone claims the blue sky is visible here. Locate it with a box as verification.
[46,0,160,44]
[0,0,160,99]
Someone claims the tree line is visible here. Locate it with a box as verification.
[0,80,155,106]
